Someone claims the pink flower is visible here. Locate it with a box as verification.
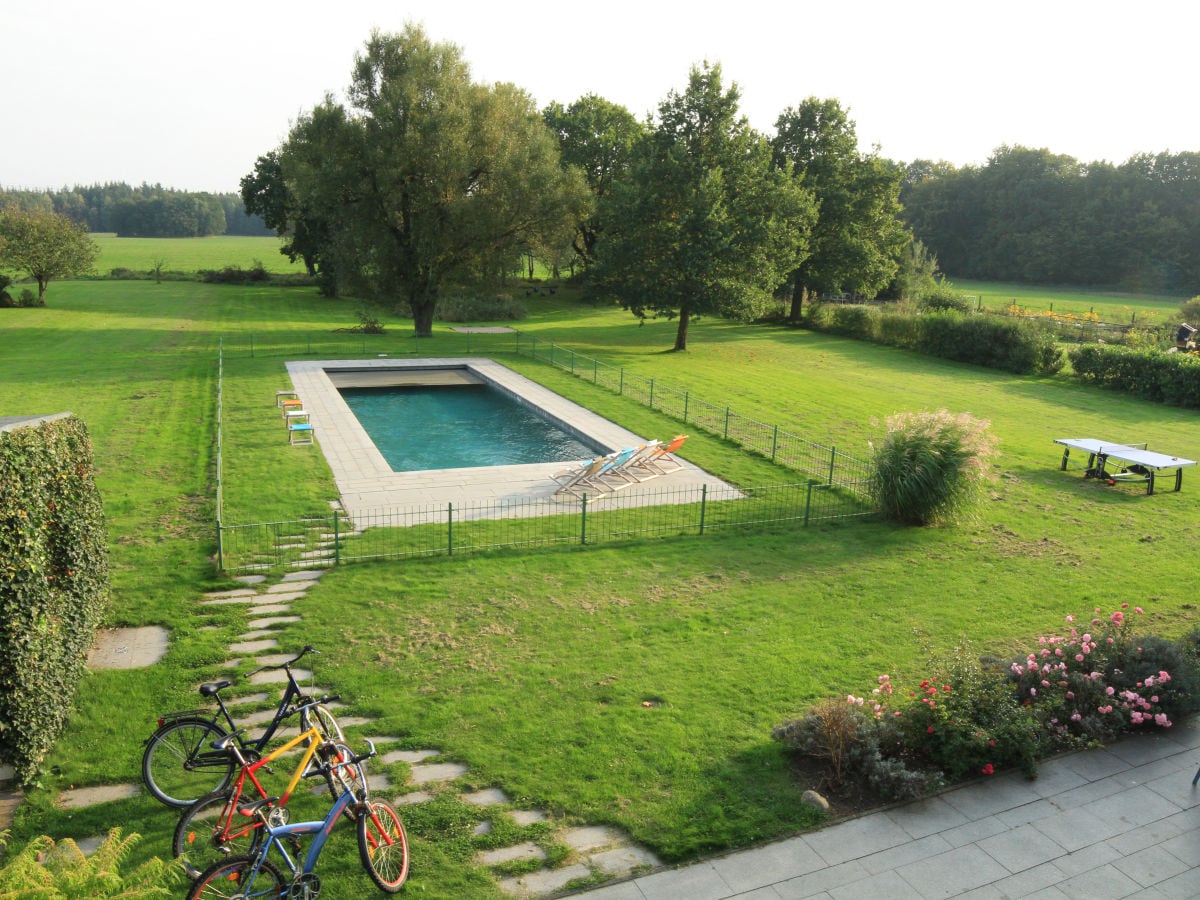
[1065,615,1074,623]
[1154,713,1171,727]
[1121,602,1129,608]
[1075,654,1085,662]
[1082,634,1091,643]
[1030,687,1038,696]
[1134,607,1144,614]
[1071,712,1082,721]
[1105,686,1115,696]
[1111,611,1125,625]
[1066,691,1075,699]
[1131,711,1144,724]
[981,763,994,776]
[927,725,935,734]
[1151,696,1159,703]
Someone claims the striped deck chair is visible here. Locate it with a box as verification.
[552,455,609,498]
[629,434,688,477]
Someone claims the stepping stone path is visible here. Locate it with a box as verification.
[27,565,661,893]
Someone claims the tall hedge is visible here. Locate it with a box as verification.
[0,415,109,784]
[1069,345,1200,408]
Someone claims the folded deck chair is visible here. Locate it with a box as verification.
[603,441,663,485]
[552,455,609,498]
[630,434,688,476]
[583,446,642,492]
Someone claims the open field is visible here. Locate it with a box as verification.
[3,273,1199,898]
[89,232,308,274]
[953,277,1189,326]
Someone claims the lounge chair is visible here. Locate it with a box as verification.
[551,455,609,498]
[629,434,688,477]
[583,446,642,492]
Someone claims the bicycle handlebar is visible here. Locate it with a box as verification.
[244,645,319,678]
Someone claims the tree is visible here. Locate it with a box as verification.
[265,26,590,335]
[241,150,334,284]
[0,208,97,303]
[589,63,816,351]
[543,94,646,266]
[772,98,907,321]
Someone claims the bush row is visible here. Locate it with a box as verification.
[0,416,109,784]
[1068,344,1200,409]
[773,605,1200,801]
[806,304,1064,375]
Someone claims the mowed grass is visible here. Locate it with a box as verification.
[953,277,1188,325]
[4,272,1200,898]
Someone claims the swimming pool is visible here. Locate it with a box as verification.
[339,383,600,471]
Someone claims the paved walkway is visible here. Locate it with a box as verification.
[572,718,1200,899]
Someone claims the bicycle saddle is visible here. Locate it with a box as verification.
[199,680,233,696]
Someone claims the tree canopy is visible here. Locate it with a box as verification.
[256,26,590,335]
[588,64,816,351]
[0,207,97,303]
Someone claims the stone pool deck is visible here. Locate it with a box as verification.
[285,358,737,521]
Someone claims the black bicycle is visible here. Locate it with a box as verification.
[141,645,342,808]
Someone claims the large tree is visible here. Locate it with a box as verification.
[265,26,590,336]
[590,63,816,351]
[0,207,97,303]
[543,94,646,267]
[772,98,907,321]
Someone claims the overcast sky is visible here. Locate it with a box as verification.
[3,0,1197,194]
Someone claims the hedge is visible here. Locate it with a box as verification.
[0,415,109,784]
[807,305,1064,376]
[1068,345,1200,409]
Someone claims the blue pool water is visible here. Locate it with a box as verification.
[339,384,600,472]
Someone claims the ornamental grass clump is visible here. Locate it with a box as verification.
[869,409,998,526]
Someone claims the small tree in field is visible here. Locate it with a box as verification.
[870,409,998,526]
[0,208,97,303]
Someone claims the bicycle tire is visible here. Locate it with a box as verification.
[301,703,344,743]
[318,741,368,802]
[357,798,410,892]
[186,854,287,900]
[173,789,264,880]
[142,718,233,808]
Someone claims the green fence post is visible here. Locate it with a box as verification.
[448,502,454,556]
[683,392,689,423]
[649,378,655,410]
[698,483,707,534]
[724,407,731,441]
[593,359,598,384]
[580,494,588,545]
[828,446,836,485]
[570,349,576,373]
[333,510,340,566]
[771,425,779,463]
[250,335,254,358]
[804,480,815,526]
[216,519,224,572]
[619,368,624,396]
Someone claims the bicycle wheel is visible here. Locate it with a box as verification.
[142,718,233,808]
[173,790,264,880]
[186,854,287,900]
[301,703,344,743]
[318,742,367,802]
[357,798,410,892]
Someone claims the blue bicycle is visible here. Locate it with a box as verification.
[185,740,410,898]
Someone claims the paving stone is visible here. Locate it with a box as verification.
[0,790,23,830]
[252,592,305,604]
[335,716,374,728]
[563,825,623,852]
[395,791,433,805]
[268,581,316,594]
[221,659,242,668]
[510,809,548,827]
[248,604,292,616]
[410,762,468,785]
[235,708,280,727]
[229,638,279,654]
[235,630,278,642]
[281,570,326,582]
[370,773,391,792]
[249,667,312,685]
[499,863,591,897]
[203,588,259,599]
[251,653,297,667]
[73,835,106,856]
[233,575,268,585]
[474,820,493,836]
[477,842,547,866]
[382,749,439,765]
[57,783,141,809]
[588,844,661,877]
[200,596,263,606]
[248,616,302,629]
[225,692,271,707]
[87,626,169,669]
[463,787,509,807]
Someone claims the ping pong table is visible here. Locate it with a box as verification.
[1054,438,1197,494]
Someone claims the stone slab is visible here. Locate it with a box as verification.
[281,570,326,582]
[499,864,591,897]
[229,639,279,654]
[563,825,624,852]
[382,749,440,765]
[588,845,661,876]
[57,783,141,809]
[477,842,547,866]
[410,762,468,785]
[87,626,169,669]
[463,787,509,807]
[247,616,302,629]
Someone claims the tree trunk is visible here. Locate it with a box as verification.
[411,300,436,338]
[788,275,805,323]
[673,305,690,351]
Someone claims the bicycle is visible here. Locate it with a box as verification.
[142,645,343,808]
[187,740,410,898]
[173,707,366,879]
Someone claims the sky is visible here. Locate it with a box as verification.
[3,0,1197,194]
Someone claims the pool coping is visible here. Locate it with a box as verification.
[285,358,737,521]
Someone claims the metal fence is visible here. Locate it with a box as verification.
[514,335,874,491]
[217,479,873,574]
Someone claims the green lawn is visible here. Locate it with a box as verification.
[4,273,1199,898]
[90,233,307,275]
[953,277,1188,326]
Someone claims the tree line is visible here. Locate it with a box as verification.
[900,146,1200,294]
[241,25,907,349]
[0,183,271,237]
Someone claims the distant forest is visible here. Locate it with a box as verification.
[900,147,1200,294]
[0,183,271,238]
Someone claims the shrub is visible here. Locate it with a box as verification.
[1178,295,1200,324]
[354,306,386,334]
[199,263,269,284]
[869,409,999,526]
[919,283,970,313]
[0,829,180,897]
[18,288,39,307]
[822,304,878,341]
